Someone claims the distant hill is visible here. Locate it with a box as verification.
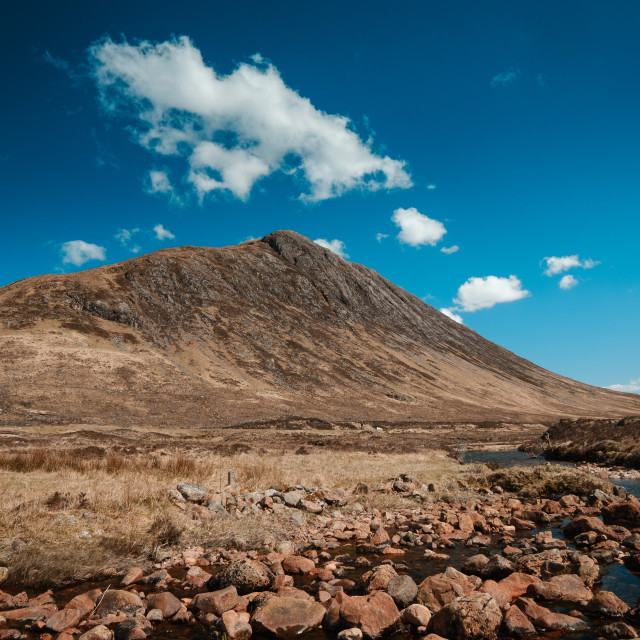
[1,230,638,426]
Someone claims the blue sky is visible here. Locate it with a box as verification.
[1,1,639,392]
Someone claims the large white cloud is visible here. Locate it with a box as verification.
[543,255,599,276]
[61,240,106,266]
[314,238,349,259]
[392,207,446,247]
[606,378,640,394]
[89,37,411,202]
[454,275,531,312]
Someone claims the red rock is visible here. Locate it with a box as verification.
[599,621,638,638]
[538,611,589,632]
[502,604,535,635]
[416,570,475,613]
[282,556,315,575]
[29,591,55,606]
[309,568,333,581]
[400,603,431,627]
[95,590,143,617]
[0,631,21,640]
[276,587,313,600]
[563,516,607,538]
[510,517,536,531]
[515,597,589,631]
[370,526,390,546]
[0,604,57,622]
[430,592,502,640]
[587,591,630,617]
[479,580,510,609]
[458,514,475,533]
[211,559,274,595]
[529,574,593,603]
[300,500,322,514]
[146,592,183,618]
[222,610,252,640]
[498,571,540,602]
[120,568,143,587]
[45,608,83,632]
[191,586,239,615]
[602,502,640,526]
[171,606,190,624]
[65,593,94,617]
[251,597,326,638]
[339,591,400,640]
[362,565,398,592]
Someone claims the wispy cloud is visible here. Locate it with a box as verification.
[543,255,599,276]
[606,378,640,394]
[89,36,411,203]
[375,232,388,243]
[154,224,175,241]
[115,228,141,253]
[392,207,446,247]
[314,238,349,259]
[441,245,459,255]
[490,67,521,88]
[60,240,106,266]
[43,50,73,75]
[426,184,437,190]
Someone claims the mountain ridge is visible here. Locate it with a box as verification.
[1,229,638,426]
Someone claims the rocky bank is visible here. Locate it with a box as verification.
[3,472,640,640]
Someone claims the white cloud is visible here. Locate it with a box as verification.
[440,308,464,324]
[90,37,411,203]
[543,255,599,276]
[392,207,446,247]
[491,67,521,88]
[441,245,459,255]
[453,275,530,312]
[146,169,177,199]
[559,274,578,290]
[606,378,640,394]
[115,228,139,245]
[61,240,106,266]
[376,232,389,243]
[314,238,349,259]
[154,224,175,241]
[426,184,436,190]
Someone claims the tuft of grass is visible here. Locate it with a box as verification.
[481,464,614,497]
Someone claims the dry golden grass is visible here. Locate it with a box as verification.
[0,445,461,588]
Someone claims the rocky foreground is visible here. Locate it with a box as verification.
[3,474,640,640]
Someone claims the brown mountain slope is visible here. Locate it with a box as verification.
[1,230,638,426]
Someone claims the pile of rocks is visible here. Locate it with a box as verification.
[3,483,640,640]
[167,482,349,519]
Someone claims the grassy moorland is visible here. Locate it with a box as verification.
[0,423,613,589]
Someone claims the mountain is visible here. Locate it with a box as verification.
[1,230,638,426]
